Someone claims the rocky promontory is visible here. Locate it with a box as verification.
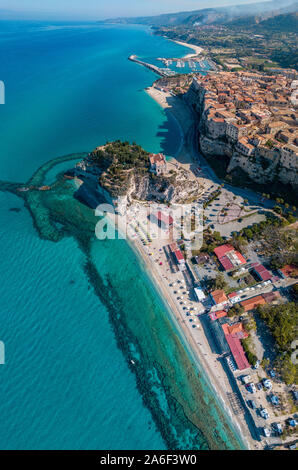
[68,141,201,206]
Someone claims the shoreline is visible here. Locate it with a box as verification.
[145,87,184,160]
[145,86,196,171]
[128,234,249,449]
[169,39,204,58]
[142,84,260,450]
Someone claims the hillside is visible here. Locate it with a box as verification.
[228,3,298,31]
[79,141,202,203]
[101,1,296,27]
[255,11,298,31]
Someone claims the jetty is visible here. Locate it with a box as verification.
[17,185,52,192]
[128,55,176,77]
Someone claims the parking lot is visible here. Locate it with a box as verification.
[236,367,297,444]
[201,185,267,238]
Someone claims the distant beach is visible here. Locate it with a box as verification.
[170,39,204,58]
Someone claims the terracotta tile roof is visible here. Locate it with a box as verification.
[209,310,228,321]
[223,323,248,337]
[228,292,239,299]
[211,290,228,305]
[279,265,298,278]
[241,295,266,312]
[149,153,166,166]
[214,244,234,258]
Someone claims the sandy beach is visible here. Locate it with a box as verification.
[145,87,198,170]
[126,215,256,450]
[139,85,261,450]
[170,39,204,58]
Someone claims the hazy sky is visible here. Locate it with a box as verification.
[0,0,273,20]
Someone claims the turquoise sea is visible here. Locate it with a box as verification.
[0,21,244,450]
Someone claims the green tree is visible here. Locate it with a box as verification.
[228,303,244,317]
[275,355,298,385]
[257,303,298,352]
[211,274,228,291]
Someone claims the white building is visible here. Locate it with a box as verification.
[194,287,206,302]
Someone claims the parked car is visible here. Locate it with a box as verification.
[272,423,283,435]
[248,400,256,410]
[260,407,269,419]
[263,379,272,390]
[246,383,256,393]
[287,419,297,427]
[242,375,251,385]
[270,395,279,406]
[263,427,270,437]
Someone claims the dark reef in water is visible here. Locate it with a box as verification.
[0,153,245,450]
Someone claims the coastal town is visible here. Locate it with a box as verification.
[7,13,297,453]
[2,0,298,457]
[123,161,297,450]
[57,42,298,450]
[148,64,297,450]
[186,70,298,189]
[62,126,297,450]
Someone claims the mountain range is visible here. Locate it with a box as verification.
[102,0,298,31]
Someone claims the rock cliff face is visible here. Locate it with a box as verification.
[94,168,201,205]
[76,142,201,206]
[199,135,232,158]
[130,169,200,204]
[185,80,298,189]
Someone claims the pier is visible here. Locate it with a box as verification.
[128,55,176,77]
